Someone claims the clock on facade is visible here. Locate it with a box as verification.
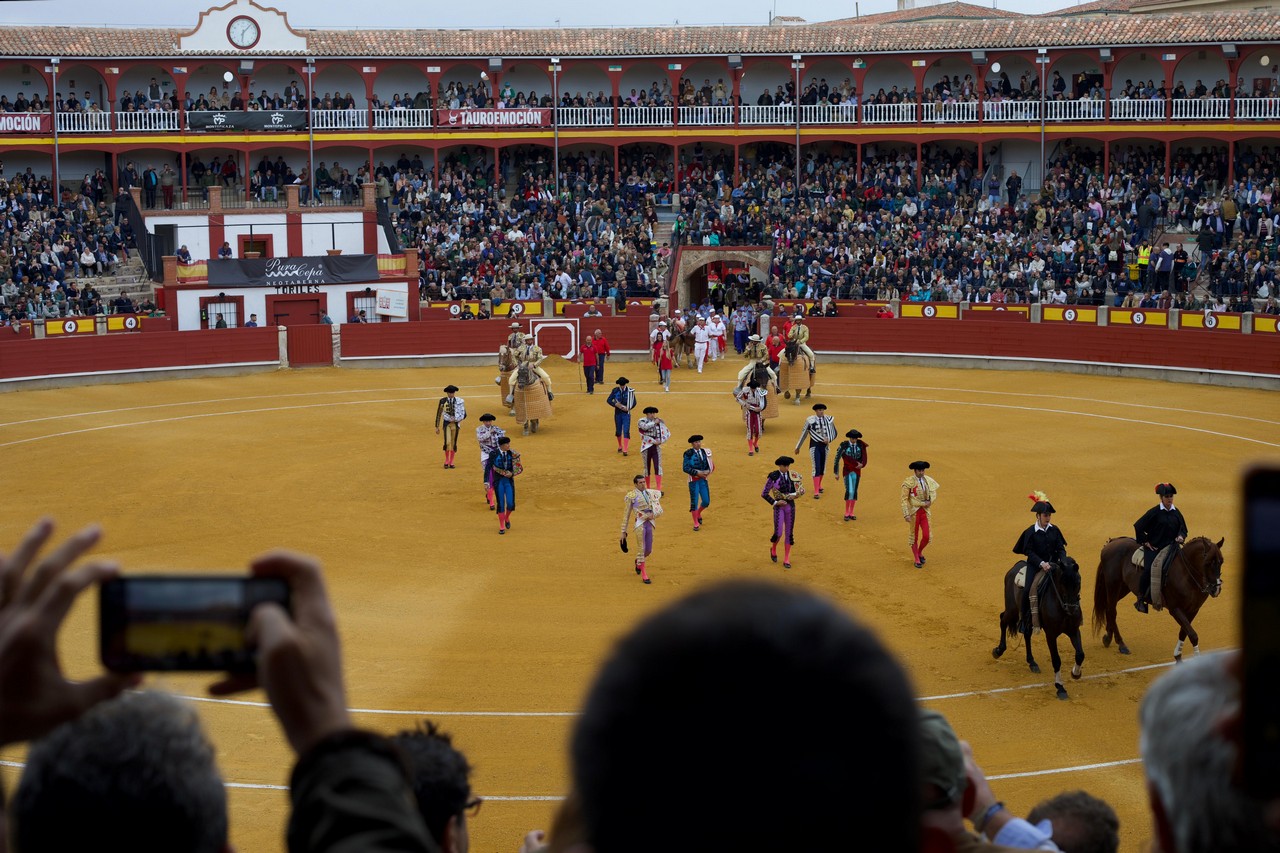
[227,15,261,49]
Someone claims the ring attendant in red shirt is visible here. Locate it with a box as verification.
[580,337,599,395]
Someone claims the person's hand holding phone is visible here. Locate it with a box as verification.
[0,519,137,747]
[211,552,352,756]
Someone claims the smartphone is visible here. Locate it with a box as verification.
[100,575,290,672]
[1243,466,1280,798]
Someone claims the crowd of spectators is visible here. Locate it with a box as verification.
[0,161,140,326]
[6,126,1280,327]
[3,63,1275,119]
[378,146,668,305]
[667,139,1279,308]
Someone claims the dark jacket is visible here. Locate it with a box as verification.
[1134,505,1187,551]
[1013,523,1067,568]
[288,731,440,853]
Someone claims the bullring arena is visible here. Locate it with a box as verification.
[0,326,1276,852]
[2,0,1280,844]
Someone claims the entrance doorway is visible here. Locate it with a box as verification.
[266,296,323,327]
[267,295,331,366]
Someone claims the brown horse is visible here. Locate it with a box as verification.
[993,556,1085,699]
[669,326,695,368]
[1092,536,1224,662]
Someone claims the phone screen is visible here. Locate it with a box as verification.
[1243,467,1280,798]
[100,576,290,672]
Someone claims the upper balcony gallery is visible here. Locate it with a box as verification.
[0,0,1277,140]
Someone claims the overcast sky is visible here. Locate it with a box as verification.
[7,0,1082,29]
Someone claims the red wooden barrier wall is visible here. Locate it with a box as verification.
[806,318,1275,375]
[0,328,280,381]
[0,316,1275,384]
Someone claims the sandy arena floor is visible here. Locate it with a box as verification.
[1,355,1275,852]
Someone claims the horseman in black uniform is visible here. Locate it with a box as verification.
[1132,483,1188,613]
[1012,491,1069,634]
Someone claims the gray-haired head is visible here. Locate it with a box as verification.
[12,690,227,853]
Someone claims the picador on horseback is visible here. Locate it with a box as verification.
[506,333,554,403]
[1133,483,1188,613]
[785,311,816,376]
[736,334,777,390]
[1012,491,1069,635]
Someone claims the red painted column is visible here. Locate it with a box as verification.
[286,211,302,256]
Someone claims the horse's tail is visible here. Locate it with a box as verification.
[1091,551,1110,637]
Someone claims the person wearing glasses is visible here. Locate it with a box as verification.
[392,720,485,852]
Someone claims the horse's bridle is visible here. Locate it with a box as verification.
[1180,540,1223,597]
[1047,560,1083,616]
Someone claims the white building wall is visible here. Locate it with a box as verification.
[223,213,288,255]
[301,213,367,255]
[146,214,211,260]
[171,281,408,330]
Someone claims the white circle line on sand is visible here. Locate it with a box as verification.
[168,657,1199,718]
[0,390,1275,450]
[2,375,1273,430]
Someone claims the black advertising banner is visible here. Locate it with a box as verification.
[187,110,308,131]
[208,255,379,289]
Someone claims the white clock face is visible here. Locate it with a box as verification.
[228,16,260,49]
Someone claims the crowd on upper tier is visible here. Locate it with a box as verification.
[6,137,1280,326]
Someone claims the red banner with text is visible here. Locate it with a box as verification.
[436,108,551,128]
[0,113,52,133]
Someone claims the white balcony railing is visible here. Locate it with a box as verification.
[862,102,917,124]
[57,111,111,133]
[740,104,794,125]
[1109,98,1165,121]
[1171,97,1230,120]
[372,108,432,128]
[617,106,672,126]
[1044,99,1105,121]
[114,110,179,132]
[677,105,734,125]
[311,109,367,129]
[557,106,614,127]
[801,102,861,124]
[1237,97,1280,120]
[983,100,1040,122]
[922,101,977,123]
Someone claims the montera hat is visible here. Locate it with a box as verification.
[1028,490,1056,514]
[479,413,496,422]
[812,403,827,411]
[917,709,967,809]
[615,377,630,385]
[1155,483,1177,496]
[909,461,930,471]
[688,434,704,443]
[443,385,459,393]
[775,455,795,466]
[642,406,659,414]
[846,429,863,439]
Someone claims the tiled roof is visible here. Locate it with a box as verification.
[1041,0,1145,16]
[826,2,1025,26]
[0,8,1277,58]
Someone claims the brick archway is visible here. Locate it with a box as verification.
[670,245,772,309]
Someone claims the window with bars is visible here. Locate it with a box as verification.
[206,300,240,328]
[352,294,378,323]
